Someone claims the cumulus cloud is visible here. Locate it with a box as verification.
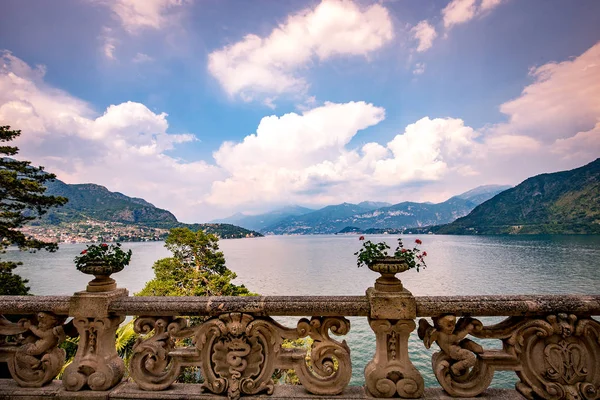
[100,0,187,33]
[411,21,437,52]
[442,0,505,29]
[496,42,600,142]
[207,0,393,102]
[207,105,479,208]
[0,51,220,222]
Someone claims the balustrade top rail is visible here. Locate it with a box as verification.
[1,294,599,317]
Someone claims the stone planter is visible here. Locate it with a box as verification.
[368,257,409,292]
[77,260,123,292]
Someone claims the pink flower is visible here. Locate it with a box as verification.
[101,243,108,248]
[415,239,422,245]
[359,236,365,241]
[80,250,87,254]
[401,249,407,253]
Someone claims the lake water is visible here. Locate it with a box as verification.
[5,234,600,388]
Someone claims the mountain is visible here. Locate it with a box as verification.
[455,184,512,204]
[42,180,178,227]
[35,180,262,239]
[263,185,507,235]
[264,203,373,234]
[357,201,392,210]
[213,205,314,231]
[438,159,600,234]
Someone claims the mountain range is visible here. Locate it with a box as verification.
[437,158,600,235]
[37,180,262,239]
[214,185,511,235]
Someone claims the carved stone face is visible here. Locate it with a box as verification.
[37,312,57,331]
[437,315,456,334]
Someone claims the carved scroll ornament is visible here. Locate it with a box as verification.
[418,314,600,399]
[129,313,351,400]
[62,315,125,391]
[365,318,424,398]
[0,313,67,387]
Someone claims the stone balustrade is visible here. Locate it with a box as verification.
[1,268,599,400]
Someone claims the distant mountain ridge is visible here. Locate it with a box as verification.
[38,180,262,238]
[253,185,510,235]
[212,205,314,232]
[437,159,600,235]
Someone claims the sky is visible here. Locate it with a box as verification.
[0,0,599,223]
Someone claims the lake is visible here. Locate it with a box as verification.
[5,234,600,388]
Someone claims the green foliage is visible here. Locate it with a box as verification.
[137,227,254,297]
[74,242,132,270]
[355,237,428,271]
[0,126,68,295]
[0,261,30,295]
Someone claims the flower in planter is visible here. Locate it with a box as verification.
[74,242,133,272]
[355,237,428,271]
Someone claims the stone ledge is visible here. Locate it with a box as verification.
[0,380,524,400]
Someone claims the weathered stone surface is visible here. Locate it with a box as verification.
[417,314,600,399]
[129,314,352,400]
[0,380,525,399]
[110,296,370,317]
[367,288,416,320]
[416,295,600,317]
[365,273,423,398]
[0,297,70,316]
[0,313,68,388]
[69,289,128,319]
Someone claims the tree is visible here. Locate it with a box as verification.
[0,126,68,295]
[137,227,253,297]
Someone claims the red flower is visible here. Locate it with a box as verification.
[415,239,422,245]
[80,250,87,254]
[101,243,108,248]
[401,248,407,253]
[422,251,427,257]
[359,235,365,241]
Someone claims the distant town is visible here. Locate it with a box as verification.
[22,220,170,243]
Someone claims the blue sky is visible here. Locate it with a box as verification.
[1,0,599,222]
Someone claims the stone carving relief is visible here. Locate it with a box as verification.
[418,314,600,399]
[129,313,351,400]
[62,315,125,391]
[0,313,67,387]
[513,314,600,400]
[418,315,492,397]
[129,316,193,391]
[365,319,424,398]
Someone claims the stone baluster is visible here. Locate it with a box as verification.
[364,264,424,398]
[62,274,128,392]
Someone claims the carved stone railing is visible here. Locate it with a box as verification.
[0,268,599,399]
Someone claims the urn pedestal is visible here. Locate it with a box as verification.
[77,261,124,292]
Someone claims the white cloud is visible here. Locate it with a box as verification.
[207,0,393,102]
[411,21,437,52]
[207,105,479,207]
[553,123,600,160]
[442,0,505,29]
[100,0,187,33]
[413,62,426,75]
[496,42,600,142]
[132,52,153,63]
[0,51,221,222]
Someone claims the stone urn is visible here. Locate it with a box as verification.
[77,260,123,292]
[368,257,409,292]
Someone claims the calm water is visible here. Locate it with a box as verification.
[5,234,600,388]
